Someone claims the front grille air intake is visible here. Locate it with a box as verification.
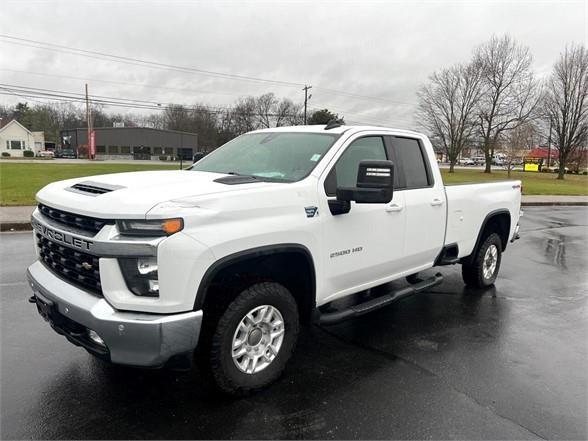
[37,234,102,296]
[38,204,114,235]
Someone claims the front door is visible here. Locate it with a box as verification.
[318,135,407,304]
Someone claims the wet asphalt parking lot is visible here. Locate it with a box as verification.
[1,206,586,440]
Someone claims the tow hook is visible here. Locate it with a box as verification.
[28,295,37,304]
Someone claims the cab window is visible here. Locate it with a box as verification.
[391,137,432,189]
[325,136,387,196]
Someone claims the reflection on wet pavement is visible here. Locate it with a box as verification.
[1,207,587,440]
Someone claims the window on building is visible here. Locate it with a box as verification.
[9,140,23,150]
[120,146,131,154]
[96,145,106,154]
[391,137,431,189]
[153,147,162,155]
[107,146,119,155]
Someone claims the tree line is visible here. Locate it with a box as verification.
[417,35,588,179]
[0,94,342,151]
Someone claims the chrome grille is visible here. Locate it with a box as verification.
[36,234,103,296]
[38,204,114,235]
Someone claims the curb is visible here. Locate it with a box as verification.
[1,202,586,232]
[521,202,588,207]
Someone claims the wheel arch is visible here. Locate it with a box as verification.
[194,244,317,323]
[462,209,511,265]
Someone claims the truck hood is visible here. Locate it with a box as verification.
[36,170,280,218]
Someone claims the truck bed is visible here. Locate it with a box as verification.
[444,180,522,258]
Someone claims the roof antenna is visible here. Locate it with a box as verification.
[324,119,343,130]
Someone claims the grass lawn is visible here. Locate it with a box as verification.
[1,163,587,206]
[441,168,588,196]
[0,162,178,206]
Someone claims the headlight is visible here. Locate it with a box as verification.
[119,257,159,297]
[117,218,183,236]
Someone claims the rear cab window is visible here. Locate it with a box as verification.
[388,137,433,190]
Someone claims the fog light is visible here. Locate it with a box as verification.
[137,257,158,276]
[87,329,106,347]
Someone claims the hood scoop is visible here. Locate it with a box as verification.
[67,181,125,196]
[213,175,263,185]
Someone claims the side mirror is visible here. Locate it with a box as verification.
[329,160,394,215]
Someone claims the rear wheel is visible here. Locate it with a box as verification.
[462,233,502,288]
[207,282,299,395]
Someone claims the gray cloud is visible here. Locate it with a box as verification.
[1,0,586,129]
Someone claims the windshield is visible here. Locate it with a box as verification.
[189,132,339,182]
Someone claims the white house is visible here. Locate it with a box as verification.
[0,119,45,157]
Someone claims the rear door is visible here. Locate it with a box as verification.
[388,136,446,270]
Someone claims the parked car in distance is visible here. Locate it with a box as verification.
[472,156,486,165]
[55,149,77,159]
[36,150,54,158]
[459,157,475,166]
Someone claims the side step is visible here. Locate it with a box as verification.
[318,273,444,325]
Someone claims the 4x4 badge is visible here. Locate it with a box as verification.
[304,206,318,218]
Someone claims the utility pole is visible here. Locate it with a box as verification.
[85,83,93,160]
[302,85,312,125]
[547,119,553,168]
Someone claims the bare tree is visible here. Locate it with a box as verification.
[164,104,192,131]
[542,44,588,179]
[255,93,278,128]
[474,35,540,173]
[191,105,220,149]
[275,98,302,126]
[231,97,257,135]
[417,62,483,172]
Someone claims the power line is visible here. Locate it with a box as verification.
[0,84,305,118]
[0,68,245,98]
[0,35,304,88]
[0,83,415,128]
[0,34,416,107]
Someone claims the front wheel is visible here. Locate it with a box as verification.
[462,233,502,288]
[208,282,299,395]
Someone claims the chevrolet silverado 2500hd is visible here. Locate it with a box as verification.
[27,124,522,394]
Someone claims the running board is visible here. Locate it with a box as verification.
[318,273,444,325]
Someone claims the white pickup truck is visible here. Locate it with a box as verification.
[27,124,522,394]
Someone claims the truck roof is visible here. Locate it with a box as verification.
[251,125,423,137]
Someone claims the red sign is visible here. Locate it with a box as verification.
[89,130,96,157]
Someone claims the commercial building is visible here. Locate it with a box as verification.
[0,119,45,157]
[59,126,198,160]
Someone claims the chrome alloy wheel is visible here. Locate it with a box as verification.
[231,305,285,374]
[483,244,498,279]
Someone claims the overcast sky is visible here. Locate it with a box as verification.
[1,0,586,128]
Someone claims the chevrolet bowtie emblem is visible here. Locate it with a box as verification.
[81,262,93,270]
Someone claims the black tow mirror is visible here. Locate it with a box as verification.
[337,160,394,203]
[329,160,394,215]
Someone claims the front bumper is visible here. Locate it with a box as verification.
[26,261,203,367]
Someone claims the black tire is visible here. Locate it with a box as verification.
[207,282,299,395]
[462,233,502,288]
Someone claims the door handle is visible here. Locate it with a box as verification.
[386,203,404,212]
[431,198,445,206]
